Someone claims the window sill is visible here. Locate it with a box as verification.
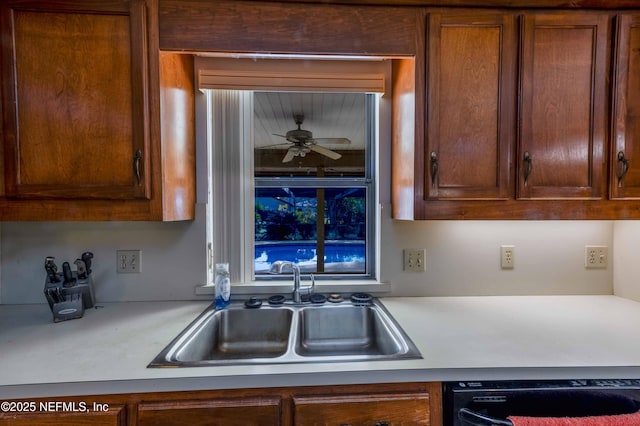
[195,280,391,296]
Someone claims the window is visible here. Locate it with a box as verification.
[254,187,367,275]
[202,58,384,285]
[254,92,376,278]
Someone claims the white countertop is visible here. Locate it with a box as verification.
[2,295,640,398]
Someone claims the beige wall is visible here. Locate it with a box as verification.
[614,221,640,302]
[382,212,613,296]
[0,212,615,304]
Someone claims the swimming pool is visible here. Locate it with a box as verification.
[254,241,365,274]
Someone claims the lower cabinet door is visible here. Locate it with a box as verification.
[293,392,430,426]
[0,404,126,426]
[137,397,281,426]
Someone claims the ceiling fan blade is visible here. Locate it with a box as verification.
[309,144,342,160]
[258,142,292,149]
[282,149,296,163]
[310,138,351,145]
[273,134,287,138]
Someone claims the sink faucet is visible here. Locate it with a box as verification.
[269,261,314,303]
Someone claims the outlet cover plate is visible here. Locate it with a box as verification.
[585,245,608,269]
[117,250,142,273]
[501,245,515,269]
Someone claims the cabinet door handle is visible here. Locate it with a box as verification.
[617,151,629,187]
[523,151,533,186]
[133,149,143,186]
[430,151,438,187]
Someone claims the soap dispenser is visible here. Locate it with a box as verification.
[214,263,231,309]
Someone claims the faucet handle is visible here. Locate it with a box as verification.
[308,273,315,294]
[298,273,315,301]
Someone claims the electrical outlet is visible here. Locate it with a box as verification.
[117,250,142,273]
[501,245,515,269]
[585,245,608,269]
[404,248,426,272]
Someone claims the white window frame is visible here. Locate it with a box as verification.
[206,90,255,285]
[198,56,390,292]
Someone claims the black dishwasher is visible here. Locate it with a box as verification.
[444,380,640,426]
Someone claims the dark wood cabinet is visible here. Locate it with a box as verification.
[394,9,640,219]
[0,0,195,221]
[1,1,150,201]
[2,0,639,220]
[293,392,431,425]
[426,12,517,201]
[518,12,609,200]
[0,382,442,426]
[138,397,282,426]
[611,14,640,200]
[0,404,126,426]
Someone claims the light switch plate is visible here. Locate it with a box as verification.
[404,248,426,272]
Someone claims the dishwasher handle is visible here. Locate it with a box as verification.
[459,408,514,426]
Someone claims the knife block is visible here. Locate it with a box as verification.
[44,273,95,322]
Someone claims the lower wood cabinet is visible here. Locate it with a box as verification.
[0,404,127,426]
[0,382,441,426]
[293,392,431,425]
[137,397,281,426]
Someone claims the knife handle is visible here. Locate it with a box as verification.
[81,252,93,275]
[74,259,87,279]
[62,262,74,287]
[44,257,60,283]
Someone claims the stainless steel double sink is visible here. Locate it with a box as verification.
[148,297,421,367]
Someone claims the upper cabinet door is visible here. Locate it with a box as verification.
[518,13,609,200]
[426,12,517,200]
[611,14,640,199]
[1,0,150,200]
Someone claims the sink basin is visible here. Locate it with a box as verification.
[296,305,405,357]
[171,307,293,363]
[148,298,421,367]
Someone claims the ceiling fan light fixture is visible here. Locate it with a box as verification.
[286,130,313,143]
[273,114,349,163]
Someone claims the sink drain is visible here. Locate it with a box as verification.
[327,293,344,303]
[244,297,263,308]
[267,294,287,305]
[350,293,373,306]
[309,294,327,304]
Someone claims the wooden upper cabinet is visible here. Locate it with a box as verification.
[611,14,640,199]
[518,13,610,200]
[1,1,150,200]
[0,0,195,221]
[426,12,517,200]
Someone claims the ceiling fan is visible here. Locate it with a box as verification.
[267,114,351,163]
